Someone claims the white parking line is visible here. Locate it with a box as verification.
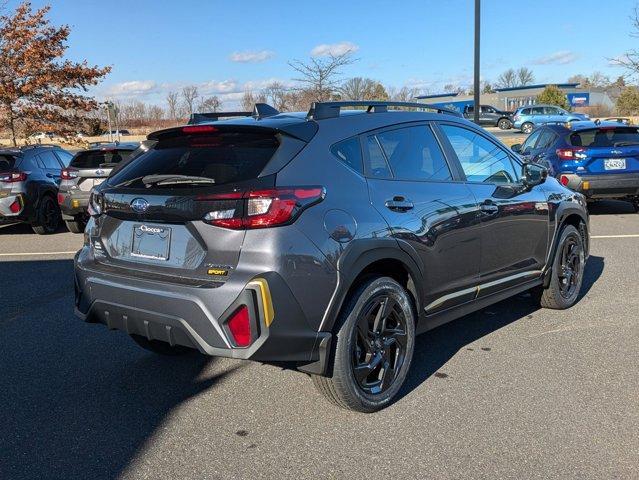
[0,251,78,257]
[591,234,639,239]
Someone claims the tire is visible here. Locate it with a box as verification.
[31,195,61,235]
[498,118,512,130]
[539,225,585,309]
[521,122,534,134]
[312,277,416,413]
[130,335,193,356]
[65,218,85,234]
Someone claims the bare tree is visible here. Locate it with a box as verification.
[166,91,179,120]
[197,96,222,112]
[516,67,535,86]
[147,105,165,122]
[387,86,423,102]
[181,85,199,116]
[262,81,289,110]
[288,51,357,102]
[241,90,256,111]
[613,5,639,78]
[496,68,518,89]
[339,77,374,100]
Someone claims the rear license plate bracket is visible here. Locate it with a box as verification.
[131,224,171,260]
[604,158,626,170]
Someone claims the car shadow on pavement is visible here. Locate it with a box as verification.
[0,222,67,235]
[0,259,240,480]
[587,199,636,215]
[398,254,604,402]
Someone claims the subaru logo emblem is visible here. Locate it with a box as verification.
[611,150,622,155]
[95,169,105,176]
[131,198,149,213]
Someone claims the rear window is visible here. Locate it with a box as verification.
[71,149,134,169]
[107,131,279,188]
[0,154,17,171]
[568,127,639,147]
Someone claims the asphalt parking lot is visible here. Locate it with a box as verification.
[1,201,638,480]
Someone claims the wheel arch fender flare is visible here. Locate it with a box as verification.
[318,238,426,333]
[545,203,589,283]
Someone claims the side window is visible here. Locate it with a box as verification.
[544,107,559,115]
[55,150,74,167]
[331,137,363,175]
[531,107,545,115]
[374,125,452,181]
[536,130,555,149]
[483,106,494,113]
[521,130,542,152]
[440,125,519,184]
[521,108,531,115]
[365,136,392,178]
[38,151,63,169]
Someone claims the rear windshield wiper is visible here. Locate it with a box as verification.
[141,174,216,186]
[613,141,639,147]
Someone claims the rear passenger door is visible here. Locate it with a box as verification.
[37,150,64,185]
[437,123,549,295]
[363,123,482,314]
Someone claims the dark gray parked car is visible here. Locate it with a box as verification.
[58,142,140,233]
[74,102,590,412]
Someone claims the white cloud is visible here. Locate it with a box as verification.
[229,50,275,63]
[531,50,578,65]
[311,41,359,57]
[105,80,157,96]
[199,79,240,95]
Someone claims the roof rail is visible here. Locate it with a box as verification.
[307,101,462,120]
[188,103,281,125]
[20,143,60,150]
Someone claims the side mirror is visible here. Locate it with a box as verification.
[559,111,565,115]
[522,162,548,188]
[511,143,522,153]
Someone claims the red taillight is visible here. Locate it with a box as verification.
[57,193,65,205]
[182,125,218,134]
[556,148,586,161]
[201,186,325,229]
[60,167,79,180]
[0,171,27,183]
[9,198,22,213]
[560,175,570,186]
[227,306,251,347]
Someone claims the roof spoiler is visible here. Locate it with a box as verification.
[307,101,462,120]
[187,103,280,124]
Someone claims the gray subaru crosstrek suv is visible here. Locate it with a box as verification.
[74,102,589,412]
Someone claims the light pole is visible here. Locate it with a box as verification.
[473,0,481,125]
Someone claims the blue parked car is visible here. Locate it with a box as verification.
[512,121,639,210]
[512,104,589,134]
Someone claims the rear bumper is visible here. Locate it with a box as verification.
[59,190,90,218]
[73,248,331,373]
[560,173,639,199]
[0,193,25,221]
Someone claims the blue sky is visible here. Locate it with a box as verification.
[14,0,639,107]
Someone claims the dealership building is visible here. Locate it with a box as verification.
[417,83,614,113]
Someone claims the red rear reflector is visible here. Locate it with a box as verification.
[227,306,251,347]
[57,193,65,205]
[560,175,570,186]
[9,198,21,213]
[182,125,218,134]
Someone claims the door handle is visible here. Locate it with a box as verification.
[385,196,414,212]
[480,202,499,214]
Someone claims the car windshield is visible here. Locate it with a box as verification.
[71,149,135,168]
[568,127,639,147]
[108,131,279,189]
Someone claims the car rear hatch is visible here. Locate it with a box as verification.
[65,148,136,191]
[562,126,639,175]
[88,123,314,285]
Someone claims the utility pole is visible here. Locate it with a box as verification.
[473,0,481,125]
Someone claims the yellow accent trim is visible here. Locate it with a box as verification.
[582,181,590,190]
[71,199,81,208]
[249,278,274,327]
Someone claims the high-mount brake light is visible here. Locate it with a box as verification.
[0,171,27,183]
[182,125,218,134]
[200,187,325,229]
[60,167,79,180]
[556,148,586,161]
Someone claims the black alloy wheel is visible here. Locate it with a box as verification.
[352,295,409,395]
